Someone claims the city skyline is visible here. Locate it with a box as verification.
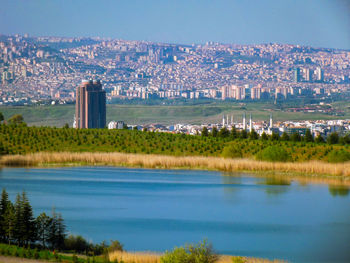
[0,0,349,50]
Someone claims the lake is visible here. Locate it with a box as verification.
[1,167,350,262]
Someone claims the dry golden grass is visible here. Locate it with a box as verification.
[108,251,283,263]
[1,152,350,178]
[109,251,160,263]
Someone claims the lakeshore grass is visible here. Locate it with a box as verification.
[108,251,283,263]
[1,152,350,178]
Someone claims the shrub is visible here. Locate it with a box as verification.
[232,256,247,263]
[221,144,242,158]
[64,235,90,253]
[108,240,124,253]
[160,240,218,263]
[328,149,350,163]
[256,146,291,162]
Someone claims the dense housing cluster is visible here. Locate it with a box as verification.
[0,34,349,106]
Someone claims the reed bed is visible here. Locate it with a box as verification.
[108,251,282,263]
[2,151,350,177]
[109,251,160,263]
[1,152,350,178]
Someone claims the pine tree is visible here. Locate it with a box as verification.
[211,127,218,137]
[281,132,290,141]
[218,127,229,138]
[21,191,36,245]
[304,129,314,142]
[36,212,52,248]
[0,189,10,241]
[261,132,268,141]
[230,126,237,139]
[3,202,15,244]
[13,193,24,245]
[249,129,259,140]
[201,127,208,137]
[48,209,66,250]
[56,213,66,250]
[48,208,59,249]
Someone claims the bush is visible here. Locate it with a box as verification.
[221,144,242,158]
[256,146,291,162]
[108,240,124,253]
[64,235,90,254]
[160,240,218,263]
[328,149,350,163]
[232,256,247,263]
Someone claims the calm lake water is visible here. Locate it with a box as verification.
[1,167,350,262]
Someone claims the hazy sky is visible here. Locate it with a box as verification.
[0,0,349,49]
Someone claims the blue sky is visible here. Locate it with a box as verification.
[0,0,349,49]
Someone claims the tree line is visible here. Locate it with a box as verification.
[0,188,122,257]
[0,188,65,249]
[0,113,349,163]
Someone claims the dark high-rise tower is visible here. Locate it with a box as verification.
[75,79,106,129]
[294,68,301,83]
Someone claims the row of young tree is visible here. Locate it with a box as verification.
[0,189,65,249]
[201,126,350,145]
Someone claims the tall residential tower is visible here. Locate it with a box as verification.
[75,79,106,129]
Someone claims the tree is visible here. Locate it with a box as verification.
[63,123,69,129]
[48,209,66,250]
[281,132,290,141]
[3,202,15,244]
[36,212,52,248]
[271,132,280,141]
[304,129,314,142]
[261,132,268,141]
[201,126,209,137]
[230,126,238,139]
[218,127,229,138]
[0,112,4,123]
[249,129,259,140]
[8,114,24,125]
[342,134,350,144]
[211,126,218,137]
[56,213,66,250]
[291,132,301,142]
[0,189,11,241]
[256,146,291,162]
[315,134,325,143]
[13,193,24,245]
[21,191,36,245]
[327,132,339,144]
[240,130,248,139]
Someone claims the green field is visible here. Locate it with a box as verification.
[0,101,349,127]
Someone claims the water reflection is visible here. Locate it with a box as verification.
[328,185,350,197]
[260,177,291,196]
[223,172,350,198]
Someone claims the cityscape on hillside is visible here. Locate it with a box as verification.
[0,34,350,106]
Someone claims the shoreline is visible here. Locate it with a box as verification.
[1,152,350,183]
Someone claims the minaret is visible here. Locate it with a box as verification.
[231,115,233,125]
[249,113,252,132]
[243,112,246,130]
[269,114,273,129]
[222,115,225,127]
[226,115,229,126]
